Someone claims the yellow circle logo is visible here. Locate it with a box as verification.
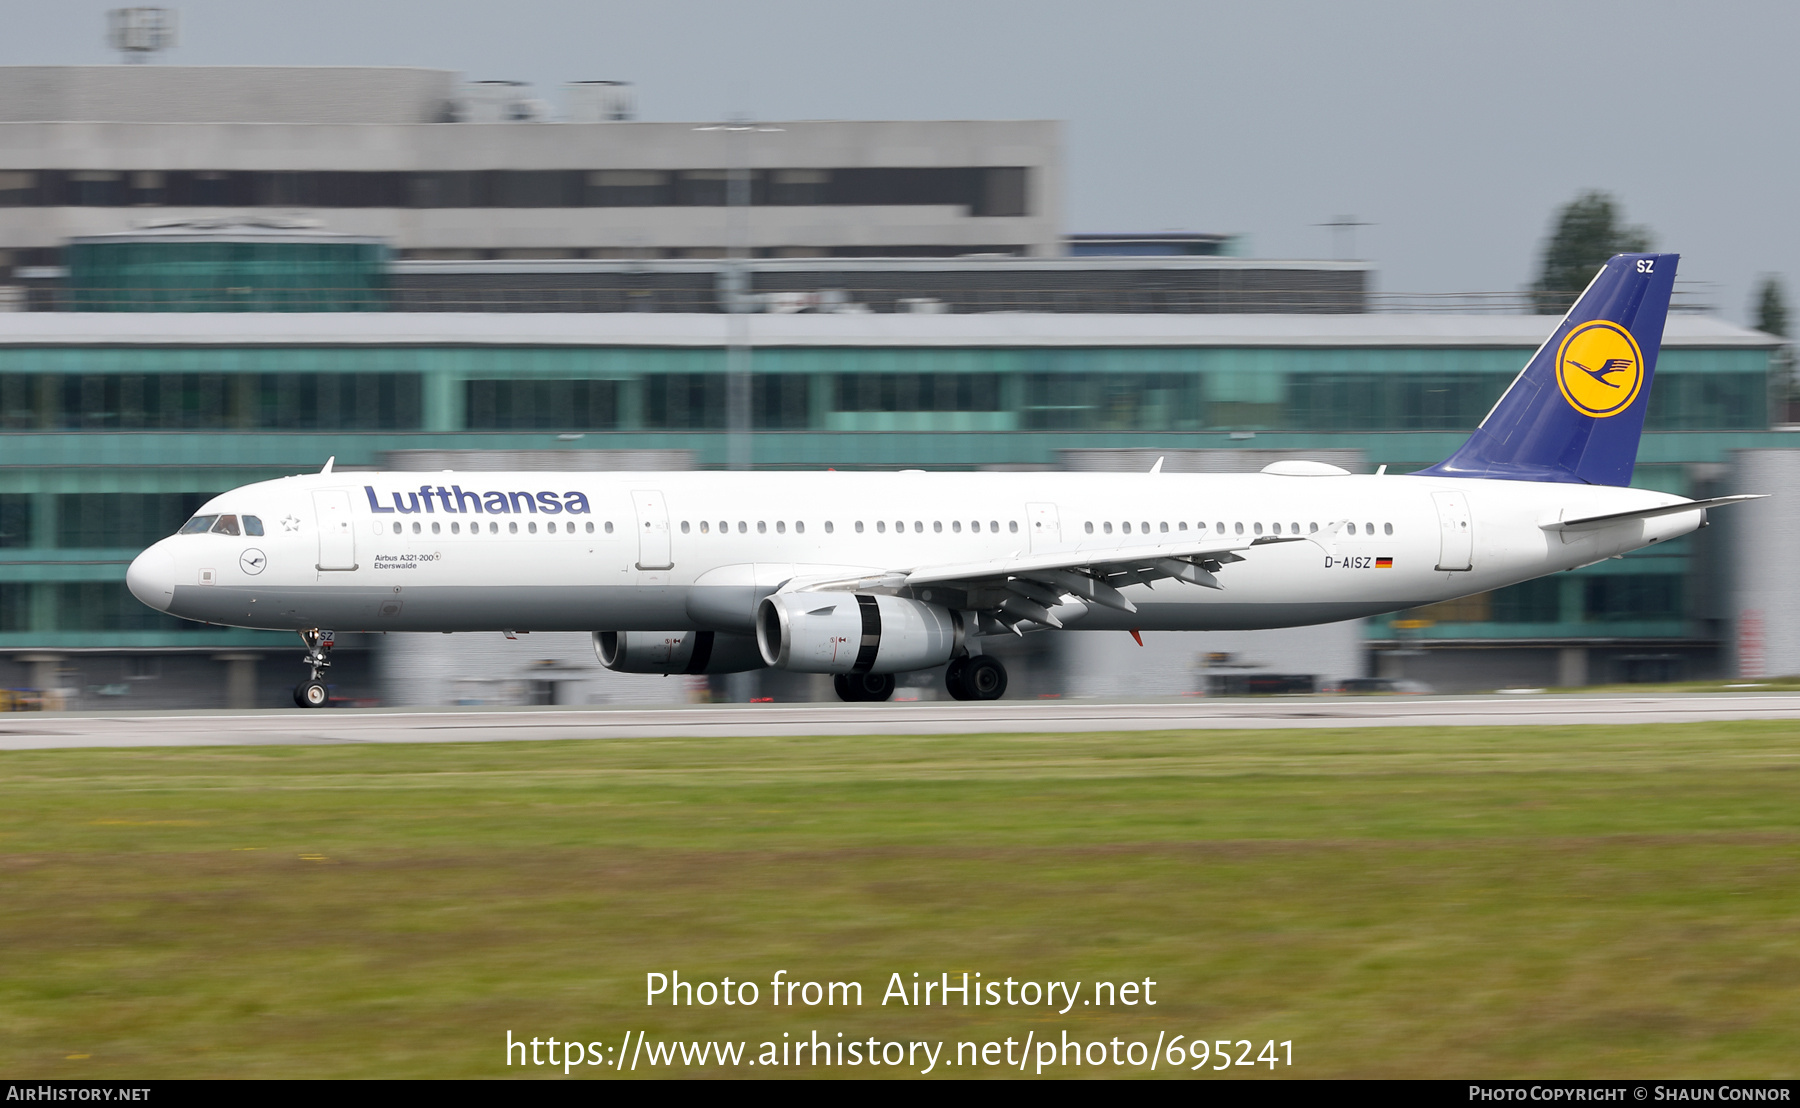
[1556,320,1644,418]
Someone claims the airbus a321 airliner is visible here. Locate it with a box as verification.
[126,253,1761,707]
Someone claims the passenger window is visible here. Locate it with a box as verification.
[1346,523,1357,535]
[1122,522,1131,534]
[932,521,942,533]
[1271,523,1280,535]
[586,522,595,534]
[1008,521,1018,533]
[1291,523,1300,534]
[1160,522,1169,533]
[451,522,460,535]
[1216,522,1225,533]
[699,520,708,534]
[1309,523,1319,533]
[1234,522,1244,535]
[823,521,832,534]
[509,522,518,534]
[1384,523,1393,535]
[775,521,785,534]
[604,521,614,534]
[412,522,422,534]
[211,515,240,536]
[719,521,727,533]
[738,522,747,534]
[392,522,401,535]
[971,520,980,532]
[1103,522,1113,534]
[1254,523,1263,535]
[681,521,691,533]
[1178,522,1188,531]
[758,521,767,534]
[243,515,264,536]
[1196,522,1206,532]
[955,521,964,533]
[489,522,498,534]
[854,521,863,533]
[1365,522,1374,533]
[1141,521,1150,533]
[877,521,887,533]
[432,522,441,535]
[796,521,806,534]
[1084,522,1093,534]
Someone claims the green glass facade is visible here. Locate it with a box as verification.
[66,239,389,312]
[0,331,1778,656]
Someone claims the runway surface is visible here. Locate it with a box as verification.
[1,692,1799,750]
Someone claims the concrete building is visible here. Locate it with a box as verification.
[0,65,1061,267]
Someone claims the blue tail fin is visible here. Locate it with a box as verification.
[1418,252,1678,486]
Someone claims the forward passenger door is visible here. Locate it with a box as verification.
[312,489,358,571]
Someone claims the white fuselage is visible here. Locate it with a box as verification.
[125,469,1700,637]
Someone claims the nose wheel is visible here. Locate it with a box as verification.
[293,629,335,709]
[945,655,1007,701]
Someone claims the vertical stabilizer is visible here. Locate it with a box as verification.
[1419,252,1678,485]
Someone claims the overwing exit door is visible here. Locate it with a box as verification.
[312,489,358,571]
[633,490,673,570]
[1026,502,1061,552]
[1431,490,1473,571]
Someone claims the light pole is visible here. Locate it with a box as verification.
[693,119,784,472]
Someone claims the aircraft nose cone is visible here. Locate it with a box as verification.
[127,546,177,612]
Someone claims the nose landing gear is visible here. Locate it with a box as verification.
[945,654,1007,701]
[293,628,334,709]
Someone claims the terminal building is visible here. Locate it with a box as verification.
[0,62,1789,706]
[0,309,1779,707]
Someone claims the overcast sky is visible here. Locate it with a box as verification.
[4,0,1796,323]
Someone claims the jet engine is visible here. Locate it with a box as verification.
[593,630,765,675]
[756,593,961,674]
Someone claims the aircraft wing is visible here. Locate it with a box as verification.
[1542,494,1767,532]
[784,533,1316,631]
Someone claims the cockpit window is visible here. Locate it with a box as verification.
[210,515,241,536]
[180,515,218,535]
[243,515,264,536]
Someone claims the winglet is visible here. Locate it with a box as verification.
[320,456,335,474]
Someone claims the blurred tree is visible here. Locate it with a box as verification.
[1752,275,1788,337]
[1753,276,1794,424]
[1533,192,1653,311]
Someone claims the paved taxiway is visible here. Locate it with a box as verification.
[0,693,1798,750]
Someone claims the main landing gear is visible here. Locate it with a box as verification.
[834,673,896,702]
[946,655,1008,701]
[831,655,1009,703]
[293,628,334,709]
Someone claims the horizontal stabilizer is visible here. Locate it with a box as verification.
[1541,494,1767,532]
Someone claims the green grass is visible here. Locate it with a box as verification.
[2,723,1798,1078]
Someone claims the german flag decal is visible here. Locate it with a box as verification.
[1375,557,1393,568]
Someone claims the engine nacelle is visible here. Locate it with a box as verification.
[756,593,962,674]
[593,630,765,675]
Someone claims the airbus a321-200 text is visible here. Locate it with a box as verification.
[125,253,1763,707]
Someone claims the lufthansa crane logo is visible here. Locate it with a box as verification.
[1556,320,1644,418]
